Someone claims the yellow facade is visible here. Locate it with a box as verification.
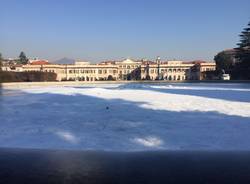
[4,59,216,81]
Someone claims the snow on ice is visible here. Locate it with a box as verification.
[0,83,250,151]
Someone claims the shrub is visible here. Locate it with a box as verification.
[0,71,57,82]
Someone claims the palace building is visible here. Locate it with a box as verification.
[1,58,216,81]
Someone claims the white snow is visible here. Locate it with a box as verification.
[1,82,250,151]
[20,85,250,117]
[133,136,163,148]
[55,130,79,144]
[149,85,250,92]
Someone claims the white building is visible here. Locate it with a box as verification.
[2,58,216,81]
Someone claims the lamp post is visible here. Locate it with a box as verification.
[146,60,150,80]
[156,56,161,80]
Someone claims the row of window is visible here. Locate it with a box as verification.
[201,67,215,72]
[119,65,139,69]
[68,69,117,74]
[37,67,192,75]
[44,69,55,73]
[98,70,117,74]
[64,76,117,81]
[165,75,187,80]
[67,68,190,75]
[144,75,187,80]
[147,68,189,74]
[69,69,96,74]
[120,70,133,74]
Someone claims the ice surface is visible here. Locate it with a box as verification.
[0,83,250,151]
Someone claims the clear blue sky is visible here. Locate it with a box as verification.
[1,0,250,62]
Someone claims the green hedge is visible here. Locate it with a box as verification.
[0,71,57,83]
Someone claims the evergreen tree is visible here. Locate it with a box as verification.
[19,51,28,65]
[235,22,250,79]
[214,51,234,72]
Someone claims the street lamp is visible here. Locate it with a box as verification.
[146,60,150,80]
[156,56,161,80]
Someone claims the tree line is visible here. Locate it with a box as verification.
[0,51,29,66]
[0,52,57,82]
[214,21,250,80]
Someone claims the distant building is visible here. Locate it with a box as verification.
[190,61,217,80]
[1,64,23,72]
[1,57,216,81]
[1,58,19,66]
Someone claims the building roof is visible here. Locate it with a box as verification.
[187,60,207,64]
[30,60,49,65]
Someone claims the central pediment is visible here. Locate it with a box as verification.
[122,58,135,63]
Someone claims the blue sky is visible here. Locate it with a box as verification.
[1,0,250,62]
